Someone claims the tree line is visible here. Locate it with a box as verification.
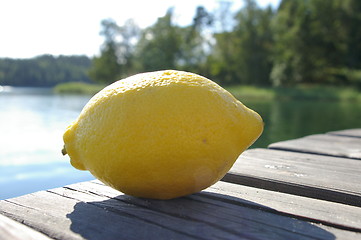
[1,0,360,88]
[90,0,361,88]
[0,55,91,87]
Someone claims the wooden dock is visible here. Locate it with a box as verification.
[1,129,361,240]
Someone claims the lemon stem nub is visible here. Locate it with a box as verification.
[62,145,67,156]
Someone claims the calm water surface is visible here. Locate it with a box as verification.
[1,86,360,199]
[0,87,94,199]
[243,98,361,148]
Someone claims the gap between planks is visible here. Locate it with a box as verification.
[222,148,361,208]
[0,185,338,240]
[327,129,361,138]
[268,133,361,160]
[88,180,361,232]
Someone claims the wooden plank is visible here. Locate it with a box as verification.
[0,182,358,240]
[0,214,53,240]
[207,181,361,232]
[328,129,361,138]
[268,134,361,159]
[0,191,196,240]
[70,180,361,232]
[223,148,361,207]
[55,181,361,239]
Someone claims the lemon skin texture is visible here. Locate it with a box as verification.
[63,70,263,199]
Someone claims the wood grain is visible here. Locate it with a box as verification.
[0,191,192,240]
[0,181,359,240]
[268,134,361,159]
[328,129,361,138]
[0,214,53,240]
[223,148,361,206]
[206,181,361,231]
[70,180,361,231]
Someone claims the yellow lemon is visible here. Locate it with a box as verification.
[63,70,263,199]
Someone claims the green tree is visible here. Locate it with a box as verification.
[209,0,274,86]
[117,19,140,77]
[177,6,213,75]
[271,0,361,87]
[0,55,91,87]
[233,0,274,85]
[88,19,122,83]
[88,42,121,83]
[207,1,239,85]
[89,19,140,83]
[271,0,301,86]
[322,0,361,87]
[134,9,182,72]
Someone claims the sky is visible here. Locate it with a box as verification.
[0,0,280,59]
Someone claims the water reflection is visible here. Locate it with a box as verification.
[0,88,94,199]
[244,98,361,148]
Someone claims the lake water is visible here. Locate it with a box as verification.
[1,86,360,200]
[0,87,94,200]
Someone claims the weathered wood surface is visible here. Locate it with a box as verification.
[207,181,361,231]
[1,128,361,239]
[328,129,361,138]
[268,133,361,159]
[0,181,360,240]
[68,180,361,231]
[0,214,53,240]
[223,148,361,206]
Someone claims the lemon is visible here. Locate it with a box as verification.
[63,70,263,199]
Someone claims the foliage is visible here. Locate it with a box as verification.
[134,9,182,73]
[178,6,213,75]
[0,55,91,87]
[210,0,275,85]
[53,82,105,95]
[88,40,122,84]
[271,0,361,87]
[88,19,140,83]
[227,84,361,102]
[2,0,361,89]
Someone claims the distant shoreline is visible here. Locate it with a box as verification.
[53,82,105,95]
[49,82,361,102]
[3,82,360,102]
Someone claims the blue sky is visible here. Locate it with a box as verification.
[0,0,280,59]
